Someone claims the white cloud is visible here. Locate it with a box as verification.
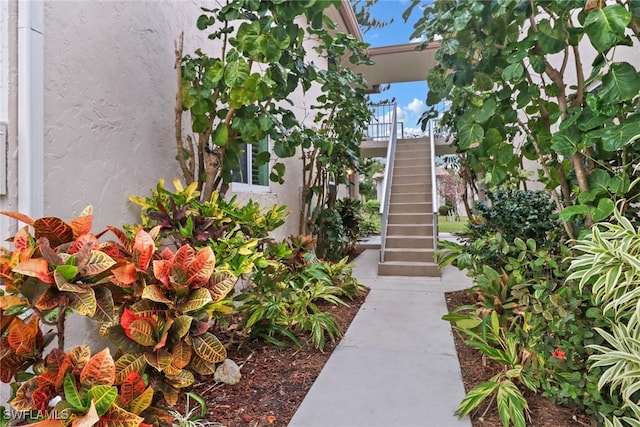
[406,98,425,115]
[410,35,426,43]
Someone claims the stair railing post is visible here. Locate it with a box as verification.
[379,103,398,263]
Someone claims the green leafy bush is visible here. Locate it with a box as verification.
[237,235,366,349]
[438,204,453,216]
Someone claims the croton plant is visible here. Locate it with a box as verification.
[0,206,237,425]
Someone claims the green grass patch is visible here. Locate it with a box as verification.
[438,215,468,233]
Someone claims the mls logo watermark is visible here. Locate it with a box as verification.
[3,408,71,421]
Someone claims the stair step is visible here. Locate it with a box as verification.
[387,223,435,236]
[385,235,434,249]
[383,248,435,263]
[390,192,431,203]
[393,157,431,167]
[393,165,431,176]
[391,183,430,193]
[389,202,433,214]
[395,151,431,160]
[393,174,430,185]
[378,261,440,277]
[388,213,435,224]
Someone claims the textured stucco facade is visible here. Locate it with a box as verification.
[1,0,334,404]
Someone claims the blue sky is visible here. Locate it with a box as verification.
[360,1,430,136]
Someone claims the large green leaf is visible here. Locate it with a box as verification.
[584,5,631,51]
[458,122,484,150]
[600,121,640,151]
[88,385,118,416]
[599,62,640,102]
[192,332,226,363]
[224,51,250,88]
[63,373,85,410]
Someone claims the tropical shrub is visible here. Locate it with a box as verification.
[9,345,172,426]
[237,235,365,349]
[0,207,238,422]
[568,205,640,425]
[437,188,618,423]
[129,178,288,276]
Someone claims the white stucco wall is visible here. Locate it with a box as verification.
[42,0,219,350]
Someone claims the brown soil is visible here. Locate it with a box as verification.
[187,288,368,427]
[444,289,595,427]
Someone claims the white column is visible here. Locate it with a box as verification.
[17,0,44,219]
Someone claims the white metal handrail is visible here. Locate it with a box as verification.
[379,104,398,263]
[430,119,438,251]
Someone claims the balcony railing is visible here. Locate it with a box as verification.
[366,102,404,141]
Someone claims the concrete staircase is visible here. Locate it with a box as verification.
[378,138,440,277]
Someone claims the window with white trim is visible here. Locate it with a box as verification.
[231,138,270,188]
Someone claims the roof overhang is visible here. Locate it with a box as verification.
[328,2,441,93]
[349,42,441,93]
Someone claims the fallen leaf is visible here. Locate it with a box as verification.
[267,415,276,424]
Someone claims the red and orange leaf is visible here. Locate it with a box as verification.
[13,226,34,252]
[152,260,173,287]
[67,345,91,371]
[10,377,38,410]
[36,371,58,389]
[160,247,174,260]
[103,226,131,250]
[32,386,53,411]
[96,404,144,427]
[80,348,115,388]
[13,258,54,284]
[45,348,67,371]
[185,247,216,286]
[120,308,139,333]
[0,295,26,310]
[173,245,195,270]
[34,287,62,311]
[38,238,63,266]
[69,233,98,258]
[69,206,94,237]
[33,217,74,248]
[0,211,35,226]
[133,230,155,272]
[119,371,146,406]
[7,316,39,356]
[111,262,138,287]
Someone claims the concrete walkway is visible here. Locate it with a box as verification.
[289,249,472,427]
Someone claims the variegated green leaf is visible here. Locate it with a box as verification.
[114,353,147,385]
[192,332,226,363]
[78,250,116,277]
[69,287,97,316]
[88,385,118,416]
[141,284,173,304]
[128,319,157,347]
[178,288,213,313]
